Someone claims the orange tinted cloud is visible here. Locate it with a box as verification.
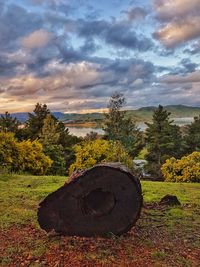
[21,29,53,49]
[159,71,200,84]
[154,17,200,48]
[154,0,200,20]
[154,0,200,48]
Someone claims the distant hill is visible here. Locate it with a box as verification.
[1,105,199,123]
[62,113,103,123]
[10,113,29,123]
[51,112,65,120]
[0,112,65,123]
[126,105,200,122]
[63,105,200,123]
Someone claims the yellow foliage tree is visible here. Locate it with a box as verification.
[0,132,19,171]
[17,140,53,175]
[161,152,200,182]
[0,132,52,175]
[69,139,133,175]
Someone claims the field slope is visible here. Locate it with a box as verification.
[0,174,200,266]
[62,105,200,124]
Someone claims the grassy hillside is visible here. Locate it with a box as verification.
[0,174,200,266]
[130,105,200,122]
[2,105,199,124]
[63,105,200,123]
[0,112,65,123]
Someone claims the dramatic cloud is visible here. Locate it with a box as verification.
[159,71,200,84]
[123,7,147,21]
[154,70,200,106]
[154,17,200,48]
[0,56,157,112]
[78,20,153,52]
[0,4,43,51]
[154,0,200,48]
[0,1,199,113]
[154,0,200,21]
[4,61,102,96]
[179,59,198,73]
[184,40,200,55]
[21,29,53,49]
[0,0,5,15]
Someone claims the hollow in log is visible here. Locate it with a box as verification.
[37,163,143,237]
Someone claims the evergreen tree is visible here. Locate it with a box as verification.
[26,102,81,174]
[54,120,81,173]
[40,114,60,145]
[0,112,20,134]
[104,93,126,141]
[103,93,144,157]
[145,105,183,180]
[119,116,144,158]
[39,115,66,175]
[25,103,50,139]
[184,115,200,153]
[43,144,66,175]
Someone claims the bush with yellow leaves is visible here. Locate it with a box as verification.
[69,139,134,175]
[0,132,52,175]
[16,140,53,175]
[161,152,200,182]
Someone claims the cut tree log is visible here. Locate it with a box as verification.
[37,163,143,237]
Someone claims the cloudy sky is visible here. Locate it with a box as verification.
[0,0,200,113]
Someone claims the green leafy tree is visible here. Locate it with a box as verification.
[69,139,134,175]
[0,112,20,134]
[145,105,183,180]
[184,115,200,153]
[103,93,144,157]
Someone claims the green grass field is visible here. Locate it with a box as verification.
[0,174,200,266]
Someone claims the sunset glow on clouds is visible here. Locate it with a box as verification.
[21,29,54,49]
[0,0,199,113]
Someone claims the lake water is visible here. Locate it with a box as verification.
[67,117,194,137]
[67,127,104,137]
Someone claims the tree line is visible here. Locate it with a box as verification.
[0,104,80,175]
[0,94,199,181]
[102,93,199,181]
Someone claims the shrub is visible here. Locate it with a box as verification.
[0,132,19,171]
[0,132,52,175]
[69,139,133,175]
[16,140,53,175]
[161,152,200,182]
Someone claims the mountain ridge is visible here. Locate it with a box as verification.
[0,105,199,123]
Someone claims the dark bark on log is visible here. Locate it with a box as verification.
[37,163,143,237]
